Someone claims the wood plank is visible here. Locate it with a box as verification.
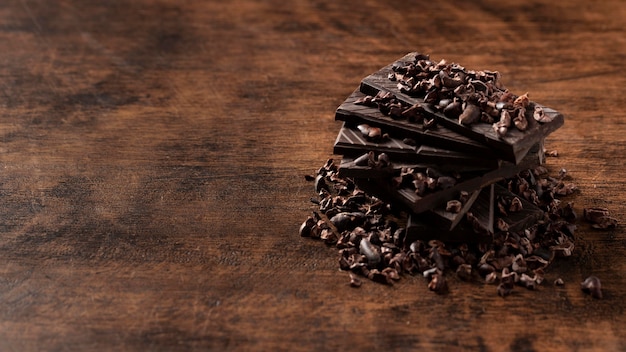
[428,187,482,231]
[0,0,625,351]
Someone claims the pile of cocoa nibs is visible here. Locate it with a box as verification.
[301,52,617,299]
[300,159,617,298]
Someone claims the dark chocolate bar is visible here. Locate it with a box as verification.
[359,52,564,164]
[429,188,482,231]
[354,178,481,232]
[344,147,544,214]
[333,122,499,169]
[338,152,500,178]
[466,184,495,235]
[406,185,494,243]
[493,184,544,232]
[405,183,544,243]
[335,89,497,157]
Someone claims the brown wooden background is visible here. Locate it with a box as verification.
[1,0,625,350]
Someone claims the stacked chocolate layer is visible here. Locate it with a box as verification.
[332,52,564,242]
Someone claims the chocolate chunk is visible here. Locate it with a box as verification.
[341,147,543,214]
[405,185,494,243]
[493,184,544,233]
[430,190,481,231]
[333,122,499,169]
[336,89,497,157]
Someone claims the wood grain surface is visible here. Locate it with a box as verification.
[1,0,625,350]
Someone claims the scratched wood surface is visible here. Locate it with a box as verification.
[1,0,625,350]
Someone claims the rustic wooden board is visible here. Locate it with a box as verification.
[1,0,625,351]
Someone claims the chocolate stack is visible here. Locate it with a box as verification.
[332,52,564,242]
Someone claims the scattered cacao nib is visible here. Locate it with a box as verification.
[456,264,473,281]
[382,267,401,281]
[485,272,498,284]
[519,273,537,290]
[300,157,601,296]
[349,273,362,288]
[359,237,381,268]
[459,104,481,125]
[299,216,316,237]
[376,53,561,139]
[368,269,392,285]
[428,272,448,294]
[546,150,558,157]
[497,282,514,297]
[583,207,618,229]
[581,276,602,299]
[509,197,523,212]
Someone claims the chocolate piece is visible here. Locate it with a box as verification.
[466,184,495,235]
[493,184,544,233]
[334,122,500,169]
[427,272,448,294]
[583,207,618,229]
[359,52,564,163]
[342,147,544,214]
[405,185,494,243]
[581,276,602,299]
[337,153,497,178]
[355,177,480,233]
[429,189,481,231]
[336,89,497,158]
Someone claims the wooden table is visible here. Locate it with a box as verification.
[1,0,625,350]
